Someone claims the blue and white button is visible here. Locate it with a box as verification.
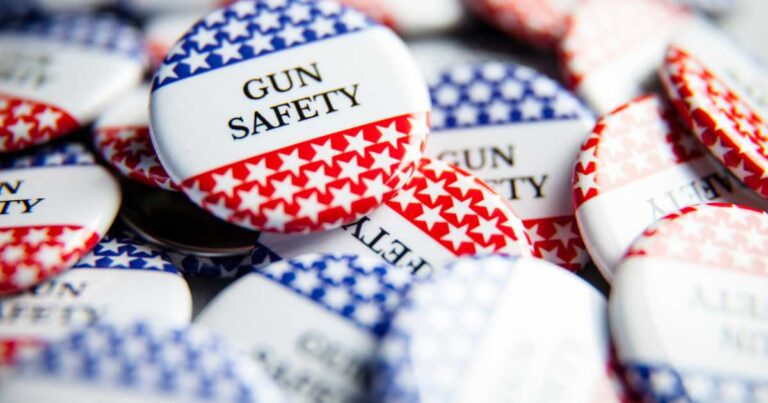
[427,62,594,272]
[0,320,286,402]
[376,255,621,403]
[195,253,413,403]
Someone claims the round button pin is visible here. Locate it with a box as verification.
[254,156,534,275]
[0,14,147,153]
[610,203,768,402]
[573,95,768,281]
[0,321,286,403]
[375,255,623,403]
[195,253,413,403]
[559,0,694,114]
[661,22,768,199]
[0,143,121,295]
[426,62,594,271]
[340,0,464,36]
[464,0,576,50]
[150,0,431,234]
[0,231,192,356]
[94,85,179,191]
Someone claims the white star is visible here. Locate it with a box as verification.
[471,216,504,243]
[2,245,25,264]
[206,197,234,221]
[387,186,418,211]
[369,147,399,174]
[221,18,249,40]
[135,155,159,176]
[238,186,267,213]
[520,98,543,119]
[323,259,352,283]
[247,33,274,54]
[304,165,334,191]
[214,40,242,63]
[311,139,337,166]
[57,228,88,253]
[141,255,168,270]
[473,193,504,216]
[329,183,356,213]
[338,156,366,183]
[362,174,391,203]
[270,176,300,202]
[24,228,49,246]
[442,223,472,250]
[296,192,325,223]
[12,102,32,117]
[468,82,492,102]
[286,3,312,23]
[35,245,64,269]
[445,198,473,222]
[278,149,306,177]
[231,1,256,17]
[97,238,122,254]
[340,10,367,30]
[421,159,453,178]
[420,178,449,204]
[189,26,218,50]
[108,253,133,267]
[34,108,61,131]
[416,205,444,231]
[316,1,341,15]
[650,369,678,397]
[184,180,208,205]
[488,100,511,122]
[212,169,242,197]
[574,172,598,193]
[293,270,321,293]
[377,123,405,148]
[0,230,14,244]
[323,287,350,309]
[255,11,281,31]
[344,130,372,155]
[11,265,37,287]
[181,49,210,73]
[553,222,576,242]
[447,173,476,198]
[278,25,305,46]
[263,202,292,231]
[310,16,336,38]
[455,104,479,125]
[8,120,33,142]
[245,159,275,185]
[263,0,288,8]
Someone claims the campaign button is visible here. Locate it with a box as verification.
[149,0,430,234]
[340,0,464,35]
[0,320,286,403]
[573,95,768,281]
[661,22,768,200]
[559,0,694,114]
[94,85,179,191]
[0,14,147,152]
[464,0,576,50]
[254,156,534,275]
[195,253,413,403]
[0,143,121,295]
[426,62,595,271]
[0,232,192,358]
[610,203,768,402]
[375,255,622,403]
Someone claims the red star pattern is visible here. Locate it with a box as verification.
[572,95,705,208]
[524,216,589,272]
[559,0,689,89]
[0,95,79,153]
[662,46,768,198]
[0,225,100,295]
[184,112,428,233]
[335,0,396,29]
[464,0,567,50]
[93,125,180,191]
[626,203,768,275]
[384,157,533,257]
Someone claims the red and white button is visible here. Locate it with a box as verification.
[150,0,430,234]
[559,0,694,114]
[611,203,768,402]
[573,95,768,281]
[94,85,179,191]
[256,157,534,275]
[0,14,147,153]
[661,22,768,199]
[464,0,576,50]
[0,144,121,295]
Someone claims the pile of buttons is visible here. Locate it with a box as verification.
[0,0,765,402]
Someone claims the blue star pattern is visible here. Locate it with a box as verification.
[0,142,95,169]
[373,255,517,403]
[152,0,376,91]
[254,253,413,337]
[429,62,594,131]
[0,14,147,62]
[624,363,768,403]
[166,252,251,278]
[72,232,179,275]
[11,321,285,403]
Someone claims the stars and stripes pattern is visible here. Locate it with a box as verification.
[385,157,533,257]
[0,339,44,366]
[559,0,689,89]
[0,14,147,61]
[464,0,568,50]
[624,362,768,403]
[573,96,706,208]
[430,62,590,130]
[183,113,427,233]
[152,0,376,90]
[626,203,768,275]
[72,233,179,274]
[0,225,101,295]
[255,253,412,337]
[94,126,180,191]
[166,252,249,278]
[524,217,589,272]
[662,46,768,199]
[11,321,285,403]
[0,96,79,153]
[0,142,95,169]
[374,255,516,403]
